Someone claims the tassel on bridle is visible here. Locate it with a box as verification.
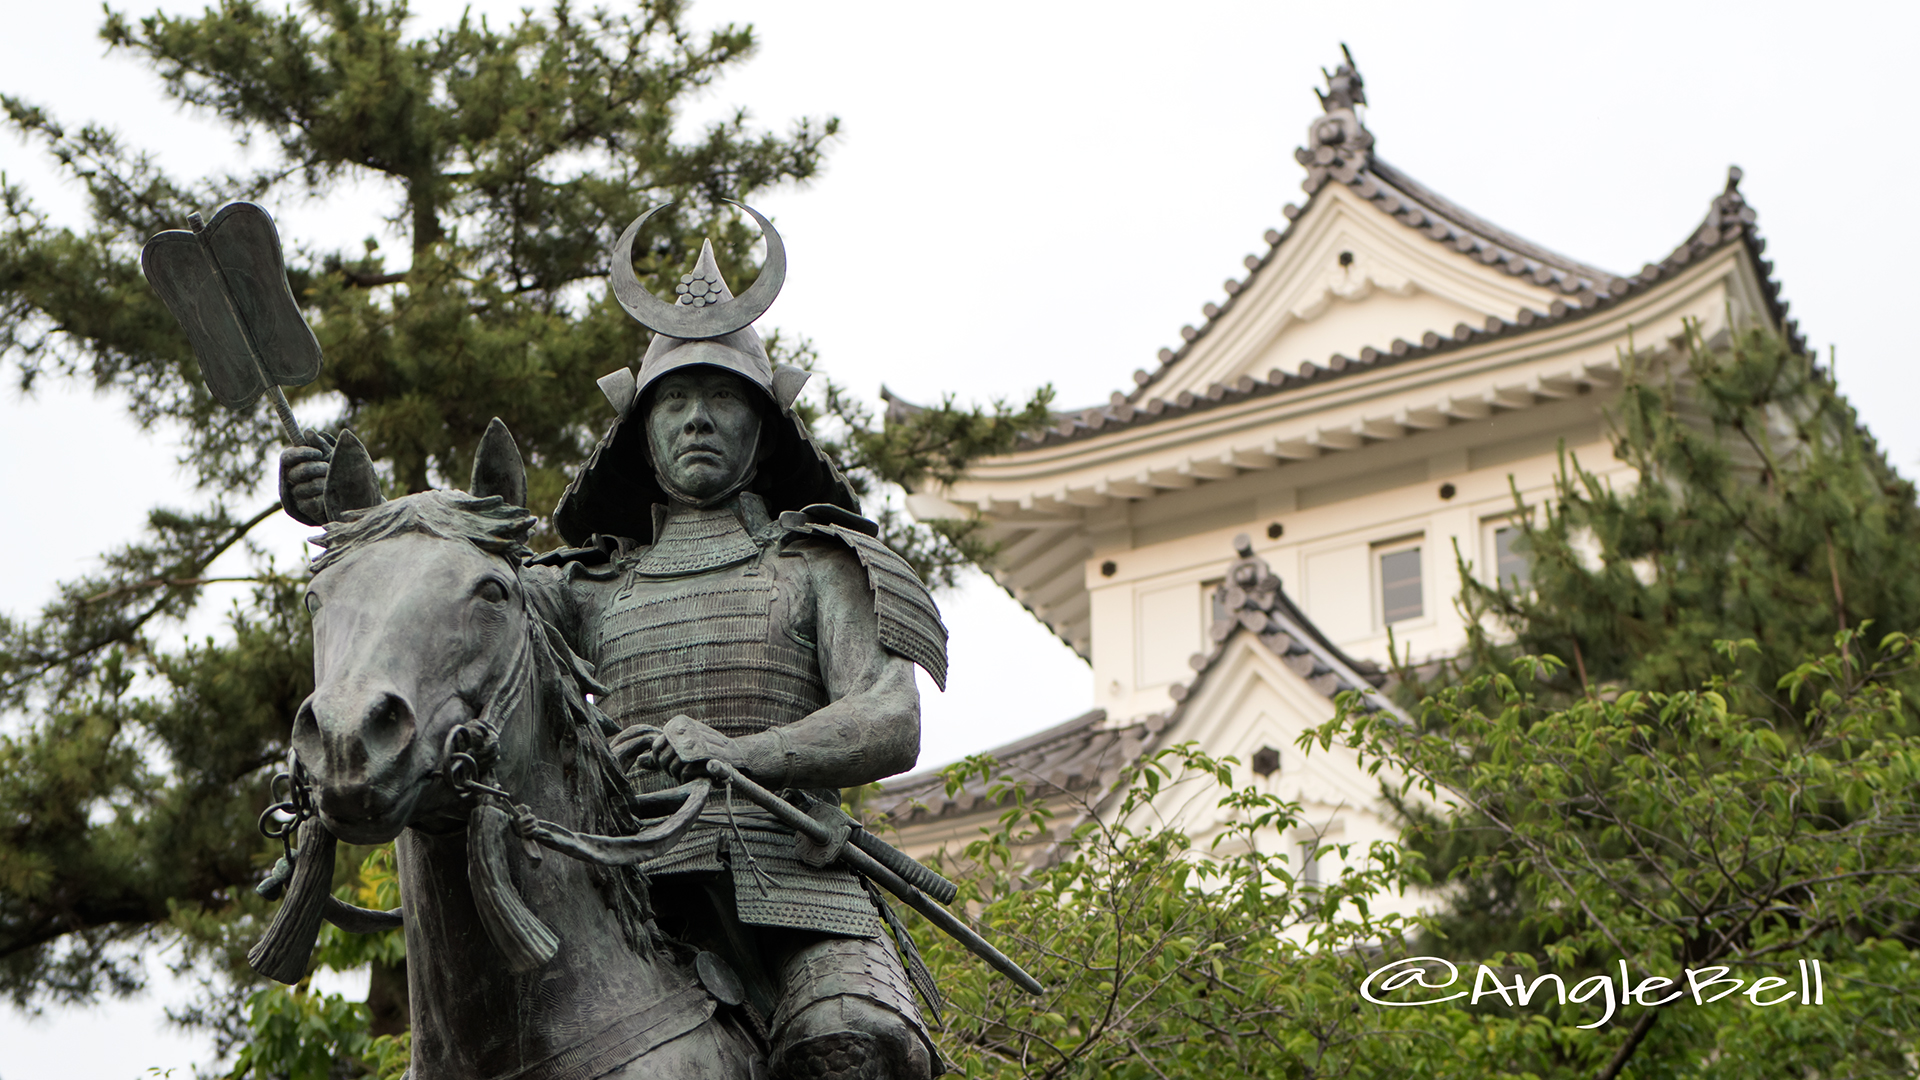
[248,816,338,984]
[444,613,708,970]
[248,763,405,984]
[468,799,562,972]
[256,581,711,978]
[440,628,562,972]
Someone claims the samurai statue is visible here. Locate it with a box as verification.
[281,205,947,1080]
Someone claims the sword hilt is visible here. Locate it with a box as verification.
[787,791,959,905]
[848,827,958,905]
[706,759,1043,994]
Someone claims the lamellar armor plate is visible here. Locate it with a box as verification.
[591,499,947,938]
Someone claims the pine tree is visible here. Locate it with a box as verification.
[1373,326,1920,1069]
[0,0,1046,1051]
[1455,324,1920,716]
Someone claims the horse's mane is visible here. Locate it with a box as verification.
[529,613,669,959]
[313,488,665,957]
[311,490,535,571]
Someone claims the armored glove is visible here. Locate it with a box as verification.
[621,715,785,786]
[279,429,336,526]
[652,715,739,781]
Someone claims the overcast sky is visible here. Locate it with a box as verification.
[4,1,1916,1075]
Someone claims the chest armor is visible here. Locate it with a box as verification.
[595,505,827,738]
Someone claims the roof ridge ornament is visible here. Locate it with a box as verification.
[1678,164,1760,256]
[1296,44,1374,194]
[1316,43,1367,112]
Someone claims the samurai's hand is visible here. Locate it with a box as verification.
[280,429,336,526]
[650,715,739,783]
[608,724,664,774]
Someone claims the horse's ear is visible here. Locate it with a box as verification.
[324,430,386,517]
[470,418,527,508]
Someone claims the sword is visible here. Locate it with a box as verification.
[704,759,1045,995]
[141,202,324,443]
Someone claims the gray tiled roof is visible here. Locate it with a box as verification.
[1005,54,1801,452]
[865,708,1167,829]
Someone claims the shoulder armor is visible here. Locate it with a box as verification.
[779,505,949,689]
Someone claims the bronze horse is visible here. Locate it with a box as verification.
[263,420,764,1080]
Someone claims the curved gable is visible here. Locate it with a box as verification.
[1150,180,1568,402]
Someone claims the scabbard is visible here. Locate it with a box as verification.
[706,761,1043,994]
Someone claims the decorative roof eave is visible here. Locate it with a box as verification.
[866,536,1413,830]
[940,244,1766,661]
[1113,159,1617,405]
[943,239,1756,510]
[1011,167,1794,455]
[991,563,1092,661]
[991,47,1803,455]
[922,238,1762,662]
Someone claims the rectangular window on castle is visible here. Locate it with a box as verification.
[1297,839,1323,921]
[1491,524,1531,590]
[1375,539,1424,626]
[1481,513,1535,592]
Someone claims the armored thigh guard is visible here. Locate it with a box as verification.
[770,935,935,1080]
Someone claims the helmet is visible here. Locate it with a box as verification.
[553,203,858,546]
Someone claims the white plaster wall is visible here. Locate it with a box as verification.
[1135,578,1204,688]
[1082,418,1631,715]
[1256,287,1486,379]
[1110,638,1433,925]
[1301,544,1371,642]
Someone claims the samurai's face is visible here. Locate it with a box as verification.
[645,367,764,502]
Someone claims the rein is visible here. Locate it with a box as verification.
[249,571,712,984]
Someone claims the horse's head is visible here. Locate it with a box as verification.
[293,420,536,845]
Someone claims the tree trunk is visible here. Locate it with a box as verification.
[407,173,442,256]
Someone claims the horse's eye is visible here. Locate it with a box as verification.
[305,593,322,615]
[475,579,509,604]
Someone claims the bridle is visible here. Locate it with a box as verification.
[434,598,533,808]
[253,554,713,979]
[259,583,536,859]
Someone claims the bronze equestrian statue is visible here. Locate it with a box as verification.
[274,435,757,1080]
[279,205,956,1080]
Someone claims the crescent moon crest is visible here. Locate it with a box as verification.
[609,201,786,340]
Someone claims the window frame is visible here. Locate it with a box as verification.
[1481,511,1536,594]
[1371,533,1427,630]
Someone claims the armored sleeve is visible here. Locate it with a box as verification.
[778,510,949,690]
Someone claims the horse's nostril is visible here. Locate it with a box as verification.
[294,698,319,738]
[366,693,415,736]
